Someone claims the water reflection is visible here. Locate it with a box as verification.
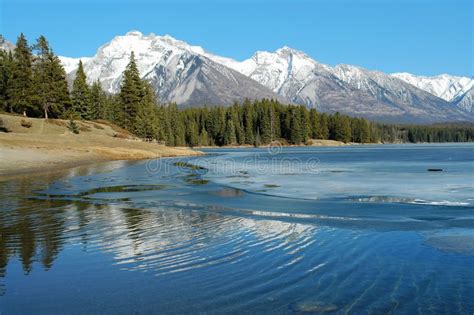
[1,152,473,313]
[0,174,317,287]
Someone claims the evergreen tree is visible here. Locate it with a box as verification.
[133,84,159,139]
[71,60,91,119]
[186,120,200,147]
[199,127,209,146]
[231,103,245,144]
[298,105,311,143]
[89,80,106,120]
[243,99,255,145]
[289,108,302,144]
[9,33,35,115]
[0,50,13,112]
[257,101,272,144]
[31,36,70,119]
[224,116,237,145]
[318,114,330,139]
[309,108,321,139]
[119,51,144,128]
[330,113,352,142]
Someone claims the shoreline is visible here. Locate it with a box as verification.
[0,145,202,182]
[195,139,362,149]
[0,114,202,182]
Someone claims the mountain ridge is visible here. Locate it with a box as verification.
[1,31,472,123]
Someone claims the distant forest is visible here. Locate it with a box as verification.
[1,33,473,146]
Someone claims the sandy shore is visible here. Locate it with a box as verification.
[0,114,201,181]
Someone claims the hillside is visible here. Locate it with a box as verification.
[0,114,201,179]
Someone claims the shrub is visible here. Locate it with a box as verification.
[67,119,80,134]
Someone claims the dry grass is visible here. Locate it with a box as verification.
[0,113,202,178]
[306,139,348,146]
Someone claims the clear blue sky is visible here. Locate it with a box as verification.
[1,0,472,76]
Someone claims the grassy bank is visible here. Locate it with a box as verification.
[0,114,201,180]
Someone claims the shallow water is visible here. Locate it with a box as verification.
[1,144,473,314]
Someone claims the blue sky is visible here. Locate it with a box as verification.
[1,0,472,76]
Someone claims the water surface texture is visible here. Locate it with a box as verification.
[1,144,473,314]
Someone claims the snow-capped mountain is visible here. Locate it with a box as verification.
[392,73,474,113]
[0,37,14,52]
[452,87,474,113]
[392,73,474,102]
[2,31,471,122]
[58,31,285,106]
[214,46,471,123]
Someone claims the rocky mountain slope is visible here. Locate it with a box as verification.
[392,72,473,114]
[212,46,471,123]
[2,31,472,123]
[58,31,286,106]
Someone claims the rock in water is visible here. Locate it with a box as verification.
[290,300,338,313]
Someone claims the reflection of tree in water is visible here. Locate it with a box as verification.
[0,177,68,295]
[0,175,314,297]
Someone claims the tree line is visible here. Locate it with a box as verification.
[377,123,474,143]
[1,33,473,147]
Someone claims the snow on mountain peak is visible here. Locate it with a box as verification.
[392,72,474,102]
[55,30,472,120]
[125,30,143,36]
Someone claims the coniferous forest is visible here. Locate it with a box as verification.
[1,33,473,147]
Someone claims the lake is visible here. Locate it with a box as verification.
[1,144,473,314]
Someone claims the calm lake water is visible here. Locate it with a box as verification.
[1,144,473,314]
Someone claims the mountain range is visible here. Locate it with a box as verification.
[2,31,472,123]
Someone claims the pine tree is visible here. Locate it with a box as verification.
[318,114,330,139]
[309,108,320,139]
[9,33,35,116]
[243,99,255,145]
[257,101,272,144]
[330,113,352,142]
[31,36,70,119]
[89,80,106,120]
[199,127,209,146]
[119,51,144,129]
[71,60,90,119]
[224,116,237,145]
[231,103,245,144]
[289,109,302,144]
[186,120,199,147]
[298,105,311,143]
[133,83,159,139]
[0,50,14,112]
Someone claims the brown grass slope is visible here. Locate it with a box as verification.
[0,113,201,178]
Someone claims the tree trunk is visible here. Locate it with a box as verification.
[44,107,48,119]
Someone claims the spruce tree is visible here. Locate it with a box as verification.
[119,51,144,129]
[289,109,302,144]
[71,60,91,119]
[186,120,199,147]
[89,80,106,120]
[298,105,311,143]
[199,127,209,146]
[9,33,34,116]
[318,114,330,139]
[309,108,320,139]
[243,99,254,145]
[133,84,158,139]
[31,36,70,119]
[0,50,13,112]
[224,116,237,145]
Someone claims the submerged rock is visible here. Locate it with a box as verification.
[290,300,338,313]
